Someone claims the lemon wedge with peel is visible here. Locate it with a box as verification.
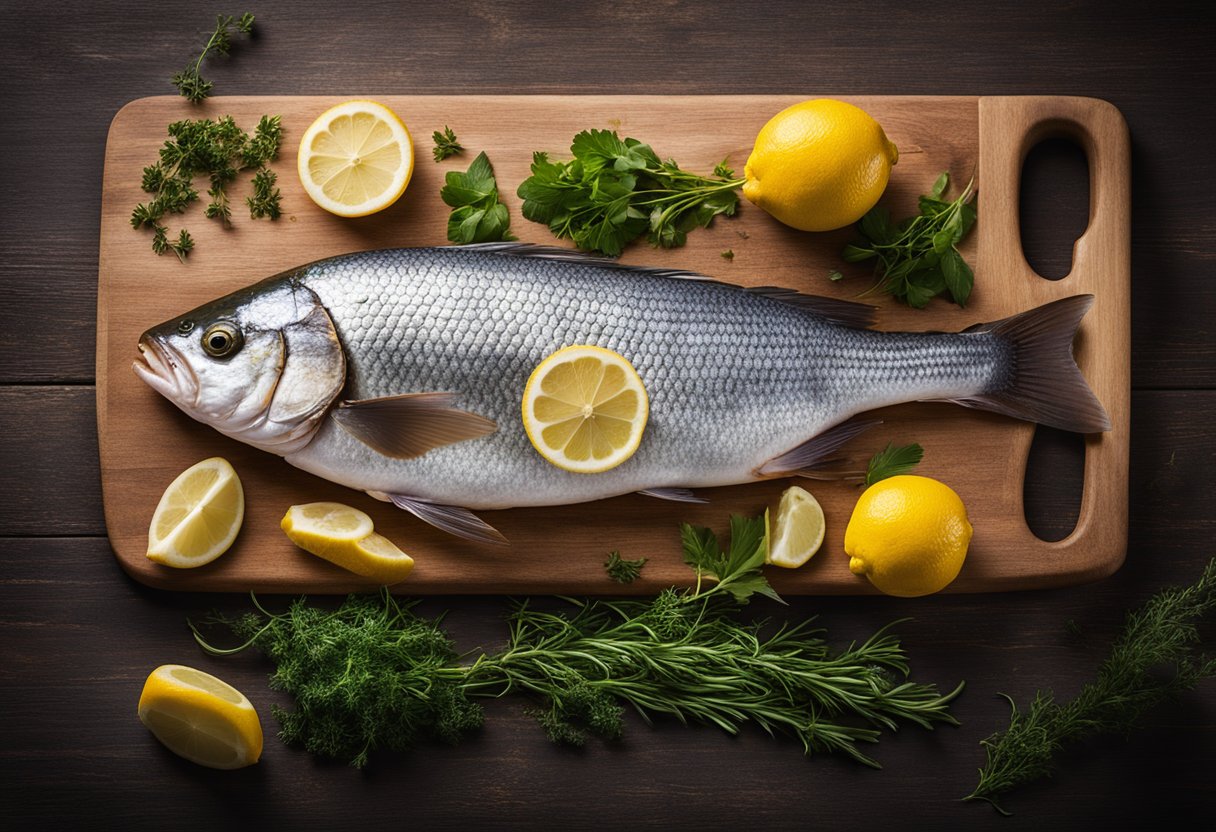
[297,100,414,217]
[137,664,262,769]
[522,345,650,474]
[766,485,826,568]
[281,502,414,584]
[146,457,244,568]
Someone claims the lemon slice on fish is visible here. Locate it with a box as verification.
[522,345,649,474]
[146,457,244,568]
[137,664,263,769]
[766,485,826,568]
[297,100,414,217]
[281,503,414,584]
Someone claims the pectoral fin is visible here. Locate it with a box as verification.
[387,493,508,546]
[332,392,497,459]
[755,416,880,478]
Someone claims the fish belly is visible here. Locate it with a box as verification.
[284,248,1005,509]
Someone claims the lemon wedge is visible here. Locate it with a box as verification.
[297,99,414,217]
[137,664,263,769]
[766,485,826,568]
[146,457,244,568]
[521,345,650,474]
[281,503,414,584]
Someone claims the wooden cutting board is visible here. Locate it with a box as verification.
[96,95,1129,595]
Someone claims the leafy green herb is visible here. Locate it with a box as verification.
[604,550,647,583]
[440,151,515,244]
[130,114,283,259]
[517,130,743,256]
[721,249,735,261]
[841,172,977,308]
[966,558,1216,814]
[432,126,464,162]
[196,512,962,768]
[171,13,255,102]
[865,442,924,486]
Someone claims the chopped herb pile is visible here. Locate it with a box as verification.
[194,513,962,768]
[432,126,464,162]
[440,151,515,243]
[130,115,283,261]
[865,442,925,486]
[517,129,743,256]
[172,13,256,102]
[838,172,977,308]
[604,550,648,583]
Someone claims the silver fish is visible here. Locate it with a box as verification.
[134,243,1109,543]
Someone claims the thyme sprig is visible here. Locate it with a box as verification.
[172,13,255,102]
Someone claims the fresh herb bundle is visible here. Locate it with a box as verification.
[130,114,283,260]
[865,442,924,486]
[604,550,647,583]
[517,129,743,256]
[837,172,977,308]
[172,13,256,102]
[194,513,962,768]
[440,151,515,244]
[432,126,463,162]
[966,558,1216,814]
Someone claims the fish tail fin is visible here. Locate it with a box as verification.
[951,295,1111,433]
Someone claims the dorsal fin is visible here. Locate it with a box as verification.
[453,242,876,328]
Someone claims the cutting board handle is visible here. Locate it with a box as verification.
[978,96,1131,580]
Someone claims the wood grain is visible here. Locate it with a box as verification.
[96,94,1128,594]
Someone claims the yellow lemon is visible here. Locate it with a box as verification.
[743,98,898,232]
[146,457,244,568]
[281,502,414,584]
[521,345,649,474]
[297,99,414,217]
[766,485,826,569]
[844,475,972,597]
[137,664,263,769]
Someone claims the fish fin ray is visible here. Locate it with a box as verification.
[950,295,1111,433]
[745,287,877,328]
[332,392,497,459]
[637,487,709,504]
[756,417,881,478]
[388,494,508,545]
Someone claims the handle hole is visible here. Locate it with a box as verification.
[1023,424,1085,541]
[1019,137,1090,280]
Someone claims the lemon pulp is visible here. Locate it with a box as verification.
[137,664,263,769]
[146,457,244,568]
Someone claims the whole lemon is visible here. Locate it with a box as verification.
[844,475,972,597]
[743,99,898,232]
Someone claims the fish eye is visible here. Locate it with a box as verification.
[201,322,243,358]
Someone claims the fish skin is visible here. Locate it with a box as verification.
[135,244,1104,523]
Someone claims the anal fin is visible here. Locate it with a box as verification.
[637,487,708,504]
[755,417,880,478]
[388,493,507,546]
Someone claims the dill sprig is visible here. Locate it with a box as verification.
[194,512,962,768]
[604,550,647,583]
[172,12,256,102]
[965,557,1216,814]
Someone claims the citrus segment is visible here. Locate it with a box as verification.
[146,457,244,568]
[766,486,826,568]
[137,664,262,769]
[281,504,414,584]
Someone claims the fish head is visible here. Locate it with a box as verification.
[134,278,346,455]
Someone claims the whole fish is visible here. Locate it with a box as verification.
[134,243,1109,543]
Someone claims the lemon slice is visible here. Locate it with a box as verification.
[146,457,244,568]
[766,485,826,568]
[137,664,263,769]
[281,503,414,584]
[297,99,414,217]
[521,345,650,474]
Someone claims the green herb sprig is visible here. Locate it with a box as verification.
[965,558,1216,814]
[172,13,255,102]
[604,550,647,583]
[865,442,924,486]
[839,172,977,308]
[517,129,743,256]
[432,126,463,162]
[194,512,962,769]
[440,151,515,244]
[130,114,283,260]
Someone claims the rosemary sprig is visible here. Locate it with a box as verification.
[965,557,1216,814]
[172,13,255,102]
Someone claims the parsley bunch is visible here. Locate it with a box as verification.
[518,129,743,256]
[130,115,283,260]
[171,13,256,102]
[837,172,977,308]
[195,513,962,768]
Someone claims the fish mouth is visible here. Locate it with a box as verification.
[133,334,199,406]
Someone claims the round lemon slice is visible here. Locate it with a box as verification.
[297,99,414,217]
[766,485,826,568]
[281,503,414,584]
[521,345,649,474]
[146,457,244,568]
[137,664,263,769]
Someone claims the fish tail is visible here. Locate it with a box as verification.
[951,295,1111,433]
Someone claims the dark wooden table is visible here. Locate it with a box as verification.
[4,1,1213,828]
